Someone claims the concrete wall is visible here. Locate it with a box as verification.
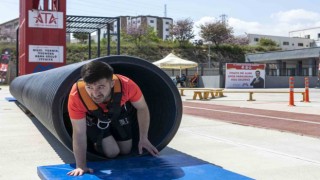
[199,76,222,88]
[147,68,318,88]
[198,75,317,88]
[266,76,318,88]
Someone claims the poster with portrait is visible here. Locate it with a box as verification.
[225,63,266,89]
[0,49,11,83]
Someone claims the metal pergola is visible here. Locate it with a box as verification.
[15,15,121,76]
[66,15,120,59]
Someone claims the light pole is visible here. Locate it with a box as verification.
[204,41,212,68]
[208,43,211,68]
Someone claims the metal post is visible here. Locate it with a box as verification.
[208,43,211,68]
[16,28,19,77]
[88,33,91,59]
[97,28,101,57]
[117,17,121,55]
[107,23,111,56]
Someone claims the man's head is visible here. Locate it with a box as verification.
[81,61,114,103]
[255,70,261,77]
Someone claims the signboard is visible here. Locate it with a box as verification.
[0,49,10,83]
[28,10,63,29]
[225,63,266,88]
[29,45,64,63]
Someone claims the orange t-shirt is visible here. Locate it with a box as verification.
[68,74,142,120]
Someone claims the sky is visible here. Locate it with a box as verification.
[1,0,320,38]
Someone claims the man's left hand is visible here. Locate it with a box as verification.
[138,138,159,156]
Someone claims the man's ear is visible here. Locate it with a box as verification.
[111,80,115,88]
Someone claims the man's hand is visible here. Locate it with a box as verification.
[67,167,93,176]
[138,138,159,156]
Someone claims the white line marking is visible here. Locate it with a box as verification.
[184,105,320,125]
[181,129,320,165]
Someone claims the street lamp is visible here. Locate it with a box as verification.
[204,41,213,68]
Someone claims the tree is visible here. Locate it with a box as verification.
[225,35,249,45]
[122,24,160,48]
[73,33,89,44]
[258,38,278,47]
[199,21,233,46]
[169,18,195,46]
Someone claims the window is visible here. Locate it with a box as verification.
[298,43,304,47]
[254,38,259,42]
[269,69,277,76]
[166,35,170,39]
[283,41,289,45]
[302,68,308,76]
[287,69,295,76]
[318,33,320,39]
[150,20,154,23]
[165,28,169,31]
[305,35,310,39]
[165,22,170,24]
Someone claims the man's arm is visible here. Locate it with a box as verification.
[250,78,256,86]
[131,95,159,156]
[259,77,265,88]
[67,118,93,176]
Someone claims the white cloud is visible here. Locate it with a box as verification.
[193,16,217,40]
[194,9,320,38]
[271,9,320,23]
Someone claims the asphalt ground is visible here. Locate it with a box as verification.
[1,85,320,179]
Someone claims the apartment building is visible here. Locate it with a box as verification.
[289,27,320,46]
[0,18,19,42]
[248,33,315,50]
[109,15,173,41]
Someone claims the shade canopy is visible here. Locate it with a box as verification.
[153,53,198,69]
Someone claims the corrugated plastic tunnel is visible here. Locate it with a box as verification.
[10,55,182,160]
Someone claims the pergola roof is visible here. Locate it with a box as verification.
[66,15,119,33]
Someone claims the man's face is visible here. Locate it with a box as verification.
[255,71,260,77]
[85,78,114,103]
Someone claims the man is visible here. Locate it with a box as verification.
[67,61,159,176]
[250,70,264,88]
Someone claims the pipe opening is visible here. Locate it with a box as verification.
[11,56,182,160]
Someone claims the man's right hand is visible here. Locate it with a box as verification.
[67,167,93,176]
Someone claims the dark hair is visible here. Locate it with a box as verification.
[256,70,260,73]
[81,61,114,83]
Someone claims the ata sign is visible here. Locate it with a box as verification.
[28,10,63,29]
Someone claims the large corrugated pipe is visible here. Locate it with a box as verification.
[10,56,182,160]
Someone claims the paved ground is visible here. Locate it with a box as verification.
[1,85,320,179]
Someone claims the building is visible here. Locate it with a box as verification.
[0,18,71,43]
[108,15,173,41]
[0,18,19,42]
[289,27,320,46]
[248,33,315,50]
[245,31,320,88]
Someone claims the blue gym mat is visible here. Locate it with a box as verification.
[38,153,253,180]
[5,97,17,102]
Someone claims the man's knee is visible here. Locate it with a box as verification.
[104,148,120,158]
[119,146,131,155]
[118,139,132,155]
[101,136,120,158]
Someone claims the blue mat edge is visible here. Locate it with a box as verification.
[37,154,253,180]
